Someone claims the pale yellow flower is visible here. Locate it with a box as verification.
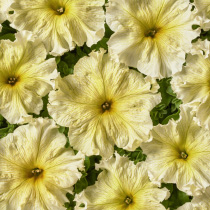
[75,153,169,210]
[0,117,85,210]
[48,49,161,158]
[9,0,105,56]
[106,0,199,78]
[171,53,210,129]
[141,105,210,196]
[0,30,57,124]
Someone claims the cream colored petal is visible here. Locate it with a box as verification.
[171,53,210,105]
[9,0,105,55]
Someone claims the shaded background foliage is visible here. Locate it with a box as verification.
[0,0,205,209]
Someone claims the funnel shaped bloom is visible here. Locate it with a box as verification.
[75,153,169,210]
[141,105,210,196]
[171,53,210,129]
[106,0,199,78]
[9,0,105,56]
[0,118,85,210]
[0,31,57,124]
[48,50,161,158]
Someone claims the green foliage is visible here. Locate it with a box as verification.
[161,184,191,209]
[0,20,16,40]
[115,146,146,164]
[0,115,17,138]
[150,78,182,126]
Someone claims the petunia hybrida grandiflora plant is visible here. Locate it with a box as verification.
[171,52,210,129]
[8,0,105,56]
[0,30,58,124]
[106,0,199,78]
[141,105,210,196]
[48,49,161,159]
[0,118,85,210]
[178,186,210,210]
[74,153,170,210]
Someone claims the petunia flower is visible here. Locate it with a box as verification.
[0,30,58,124]
[141,105,210,196]
[0,117,85,210]
[74,153,169,210]
[171,53,210,129]
[106,0,199,78]
[8,0,105,56]
[48,49,161,158]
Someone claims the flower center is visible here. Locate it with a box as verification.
[180,151,188,159]
[31,167,43,177]
[56,7,65,15]
[124,196,132,205]
[145,28,158,38]
[7,77,18,86]
[101,101,111,112]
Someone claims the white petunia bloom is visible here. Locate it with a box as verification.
[48,49,161,158]
[8,0,105,56]
[106,0,199,78]
[171,53,210,129]
[0,30,58,124]
[141,105,210,196]
[75,153,169,210]
[0,118,85,210]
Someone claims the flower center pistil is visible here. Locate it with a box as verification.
[180,151,188,159]
[31,167,43,177]
[145,29,158,38]
[101,101,111,112]
[7,77,18,86]
[124,196,132,205]
[56,7,65,15]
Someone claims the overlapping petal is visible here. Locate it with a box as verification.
[171,53,210,129]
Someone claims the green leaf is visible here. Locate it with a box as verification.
[74,177,88,193]
[161,110,180,125]
[0,33,15,41]
[91,37,109,51]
